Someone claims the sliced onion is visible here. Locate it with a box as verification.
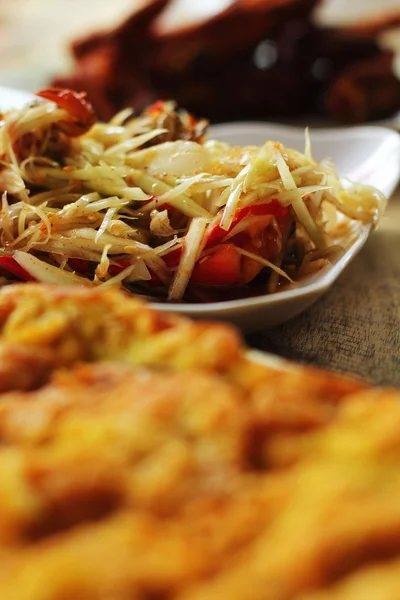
[13,251,92,285]
[95,207,117,242]
[290,194,327,249]
[132,171,210,218]
[168,217,207,301]
[129,141,213,176]
[150,209,175,237]
[98,260,150,288]
[304,128,312,162]
[104,129,167,156]
[274,147,297,191]
[219,163,251,231]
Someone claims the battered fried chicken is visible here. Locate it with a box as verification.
[0,284,242,391]
[181,390,400,600]
[0,284,397,599]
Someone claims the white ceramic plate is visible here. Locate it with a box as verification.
[1,88,400,331]
[0,85,33,112]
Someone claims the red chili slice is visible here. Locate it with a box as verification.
[147,100,165,115]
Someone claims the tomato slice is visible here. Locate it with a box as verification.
[108,258,133,277]
[0,256,36,281]
[110,200,289,290]
[191,244,241,287]
[162,247,181,268]
[206,199,288,247]
[68,258,91,275]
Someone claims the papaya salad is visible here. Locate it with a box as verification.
[0,89,386,302]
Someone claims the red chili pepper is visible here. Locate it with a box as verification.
[187,113,197,127]
[191,244,241,287]
[35,88,96,137]
[0,256,36,281]
[147,100,165,115]
[206,199,288,247]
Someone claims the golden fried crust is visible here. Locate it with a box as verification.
[300,558,400,600]
[180,391,400,600]
[0,284,243,390]
[0,370,397,599]
[0,284,397,599]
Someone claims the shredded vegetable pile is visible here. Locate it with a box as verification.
[0,89,387,302]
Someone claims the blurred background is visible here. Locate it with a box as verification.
[1,0,399,124]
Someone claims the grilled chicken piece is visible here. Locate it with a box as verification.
[150,0,320,70]
[325,51,400,123]
[53,0,321,120]
[53,0,400,124]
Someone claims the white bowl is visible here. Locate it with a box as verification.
[1,88,399,331]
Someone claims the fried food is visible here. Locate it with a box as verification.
[325,51,400,123]
[0,285,242,391]
[181,389,400,600]
[0,284,397,599]
[53,0,400,123]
